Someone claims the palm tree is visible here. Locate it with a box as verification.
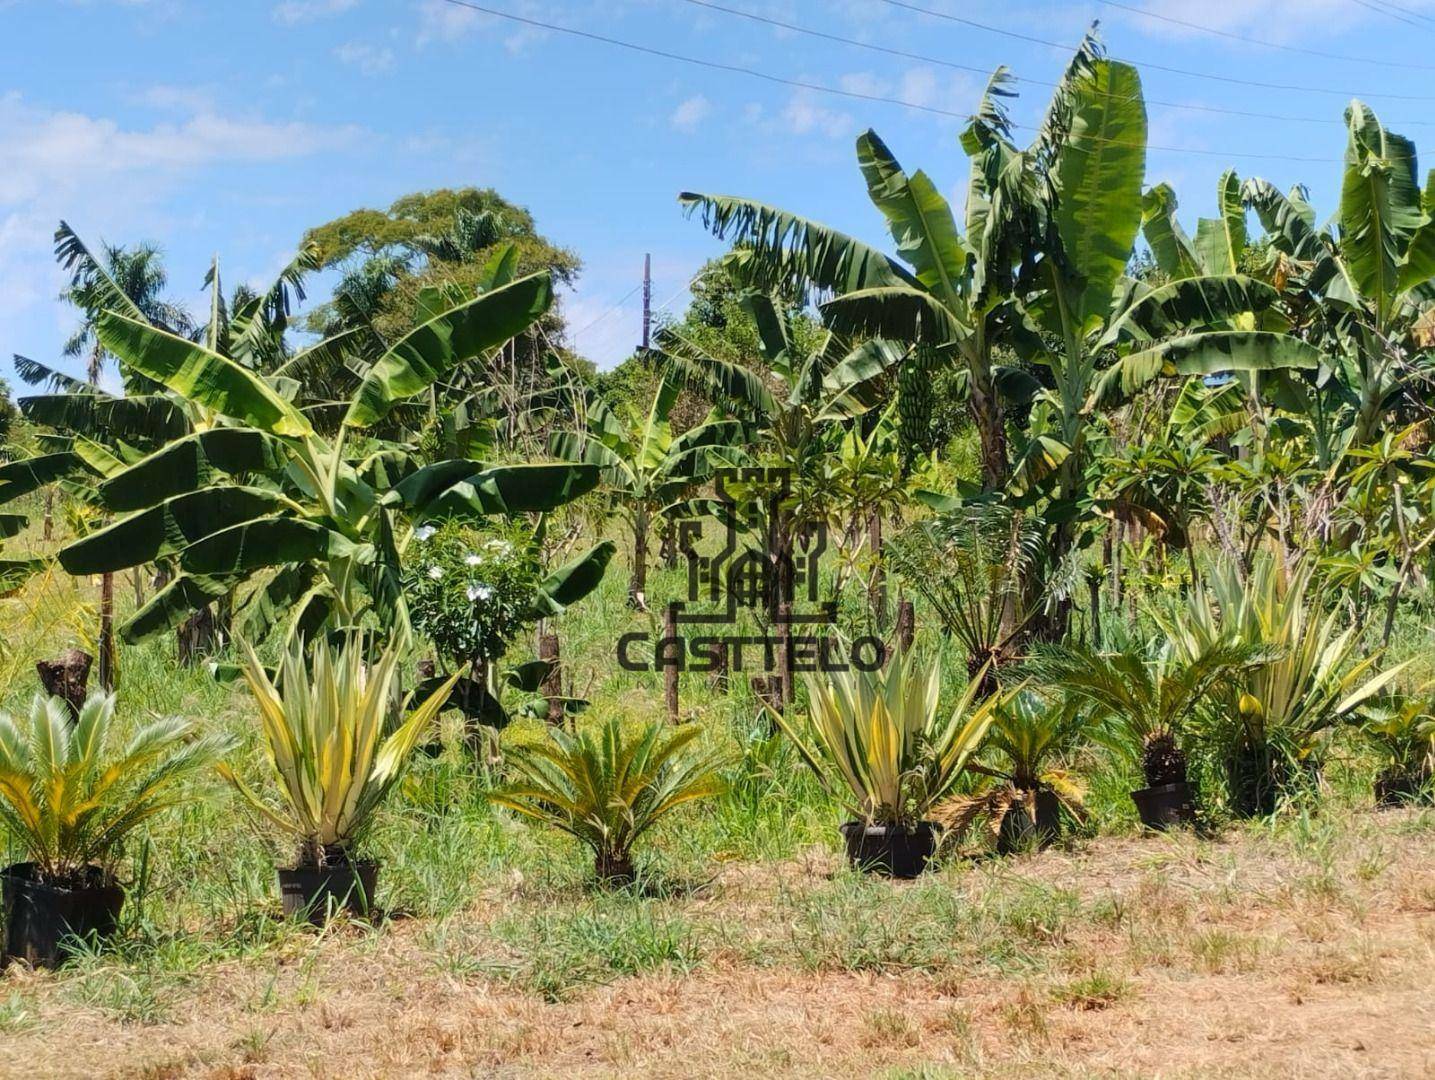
[54,224,191,688]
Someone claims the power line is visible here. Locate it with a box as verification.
[432,0,1342,162]
[571,282,643,339]
[877,0,1435,102]
[1362,0,1435,26]
[1095,0,1435,70]
[682,0,1429,128]
[1349,0,1435,29]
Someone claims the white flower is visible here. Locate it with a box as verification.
[465,553,483,567]
[427,565,443,580]
[466,584,493,602]
[414,525,436,542]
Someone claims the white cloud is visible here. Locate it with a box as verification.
[413,0,563,53]
[670,94,711,134]
[0,92,361,350]
[415,0,484,45]
[272,0,358,25]
[780,90,854,140]
[334,41,395,74]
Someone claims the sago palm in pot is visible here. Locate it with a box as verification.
[0,693,231,966]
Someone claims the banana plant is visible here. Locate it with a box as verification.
[651,289,904,698]
[678,70,1037,490]
[1243,102,1435,455]
[547,365,742,608]
[997,40,1325,581]
[27,258,605,648]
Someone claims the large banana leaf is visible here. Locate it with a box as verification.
[1340,102,1423,325]
[856,130,967,308]
[1090,331,1324,407]
[1397,169,1435,296]
[343,271,553,428]
[1096,275,1280,349]
[1191,169,1247,276]
[821,285,965,347]
[656,334,777,419]
[1141,184,1201,280]
[1243,178,1326,263]
[99,429,283,512]
[1051,59,1147,327]
[120,572,236,644]
[20,393,189,444]
[677,193,915,295]
[96,311,312,437]
[177,517,356,575]
[529,539,616,617]
[407,462,601,520]
[0,452,84,505]
[59,487,290,575]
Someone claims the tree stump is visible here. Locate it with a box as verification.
[177,604,217,667]
[36,649,93,719]
[894,599,915,654]
[538,631,564,726]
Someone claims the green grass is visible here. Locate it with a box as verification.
[0,508,1430,1058]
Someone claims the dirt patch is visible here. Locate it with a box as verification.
[2,812,1432,1079]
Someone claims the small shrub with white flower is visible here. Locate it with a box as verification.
[404,519,542,668]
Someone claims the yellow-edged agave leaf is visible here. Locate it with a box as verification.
[791,648,995,824]
[230,634,461,856]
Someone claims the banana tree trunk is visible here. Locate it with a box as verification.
[969,375,1009,491]
[98,571,116,691]
[767,493,795,708]
[629,508,649,611]
[867,510,888,630]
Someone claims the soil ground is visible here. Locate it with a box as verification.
[3,807,1432,1079]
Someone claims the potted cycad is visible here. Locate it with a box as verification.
[935,690,1091,854]
[0,693,230,967]
[489,717,727,886]
[223,635,459,922]
[1360,693,1435,807]
[774,648,998,878]
[1031,641,1267,829]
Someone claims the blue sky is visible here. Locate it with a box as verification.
[3,0,1434,384]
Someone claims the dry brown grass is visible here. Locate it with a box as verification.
[2,810,1433,1079]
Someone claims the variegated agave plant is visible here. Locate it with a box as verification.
[222,635,461,866]
[773,647,999,828]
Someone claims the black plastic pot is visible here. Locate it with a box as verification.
[277,860,378,923]
[1374,769,1433,808]
[2,862,124,968]
[997,789,1062,854]
[1131,781,1197,830]
[840,821,936,878]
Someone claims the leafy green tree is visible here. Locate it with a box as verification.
[302,188,579,369]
